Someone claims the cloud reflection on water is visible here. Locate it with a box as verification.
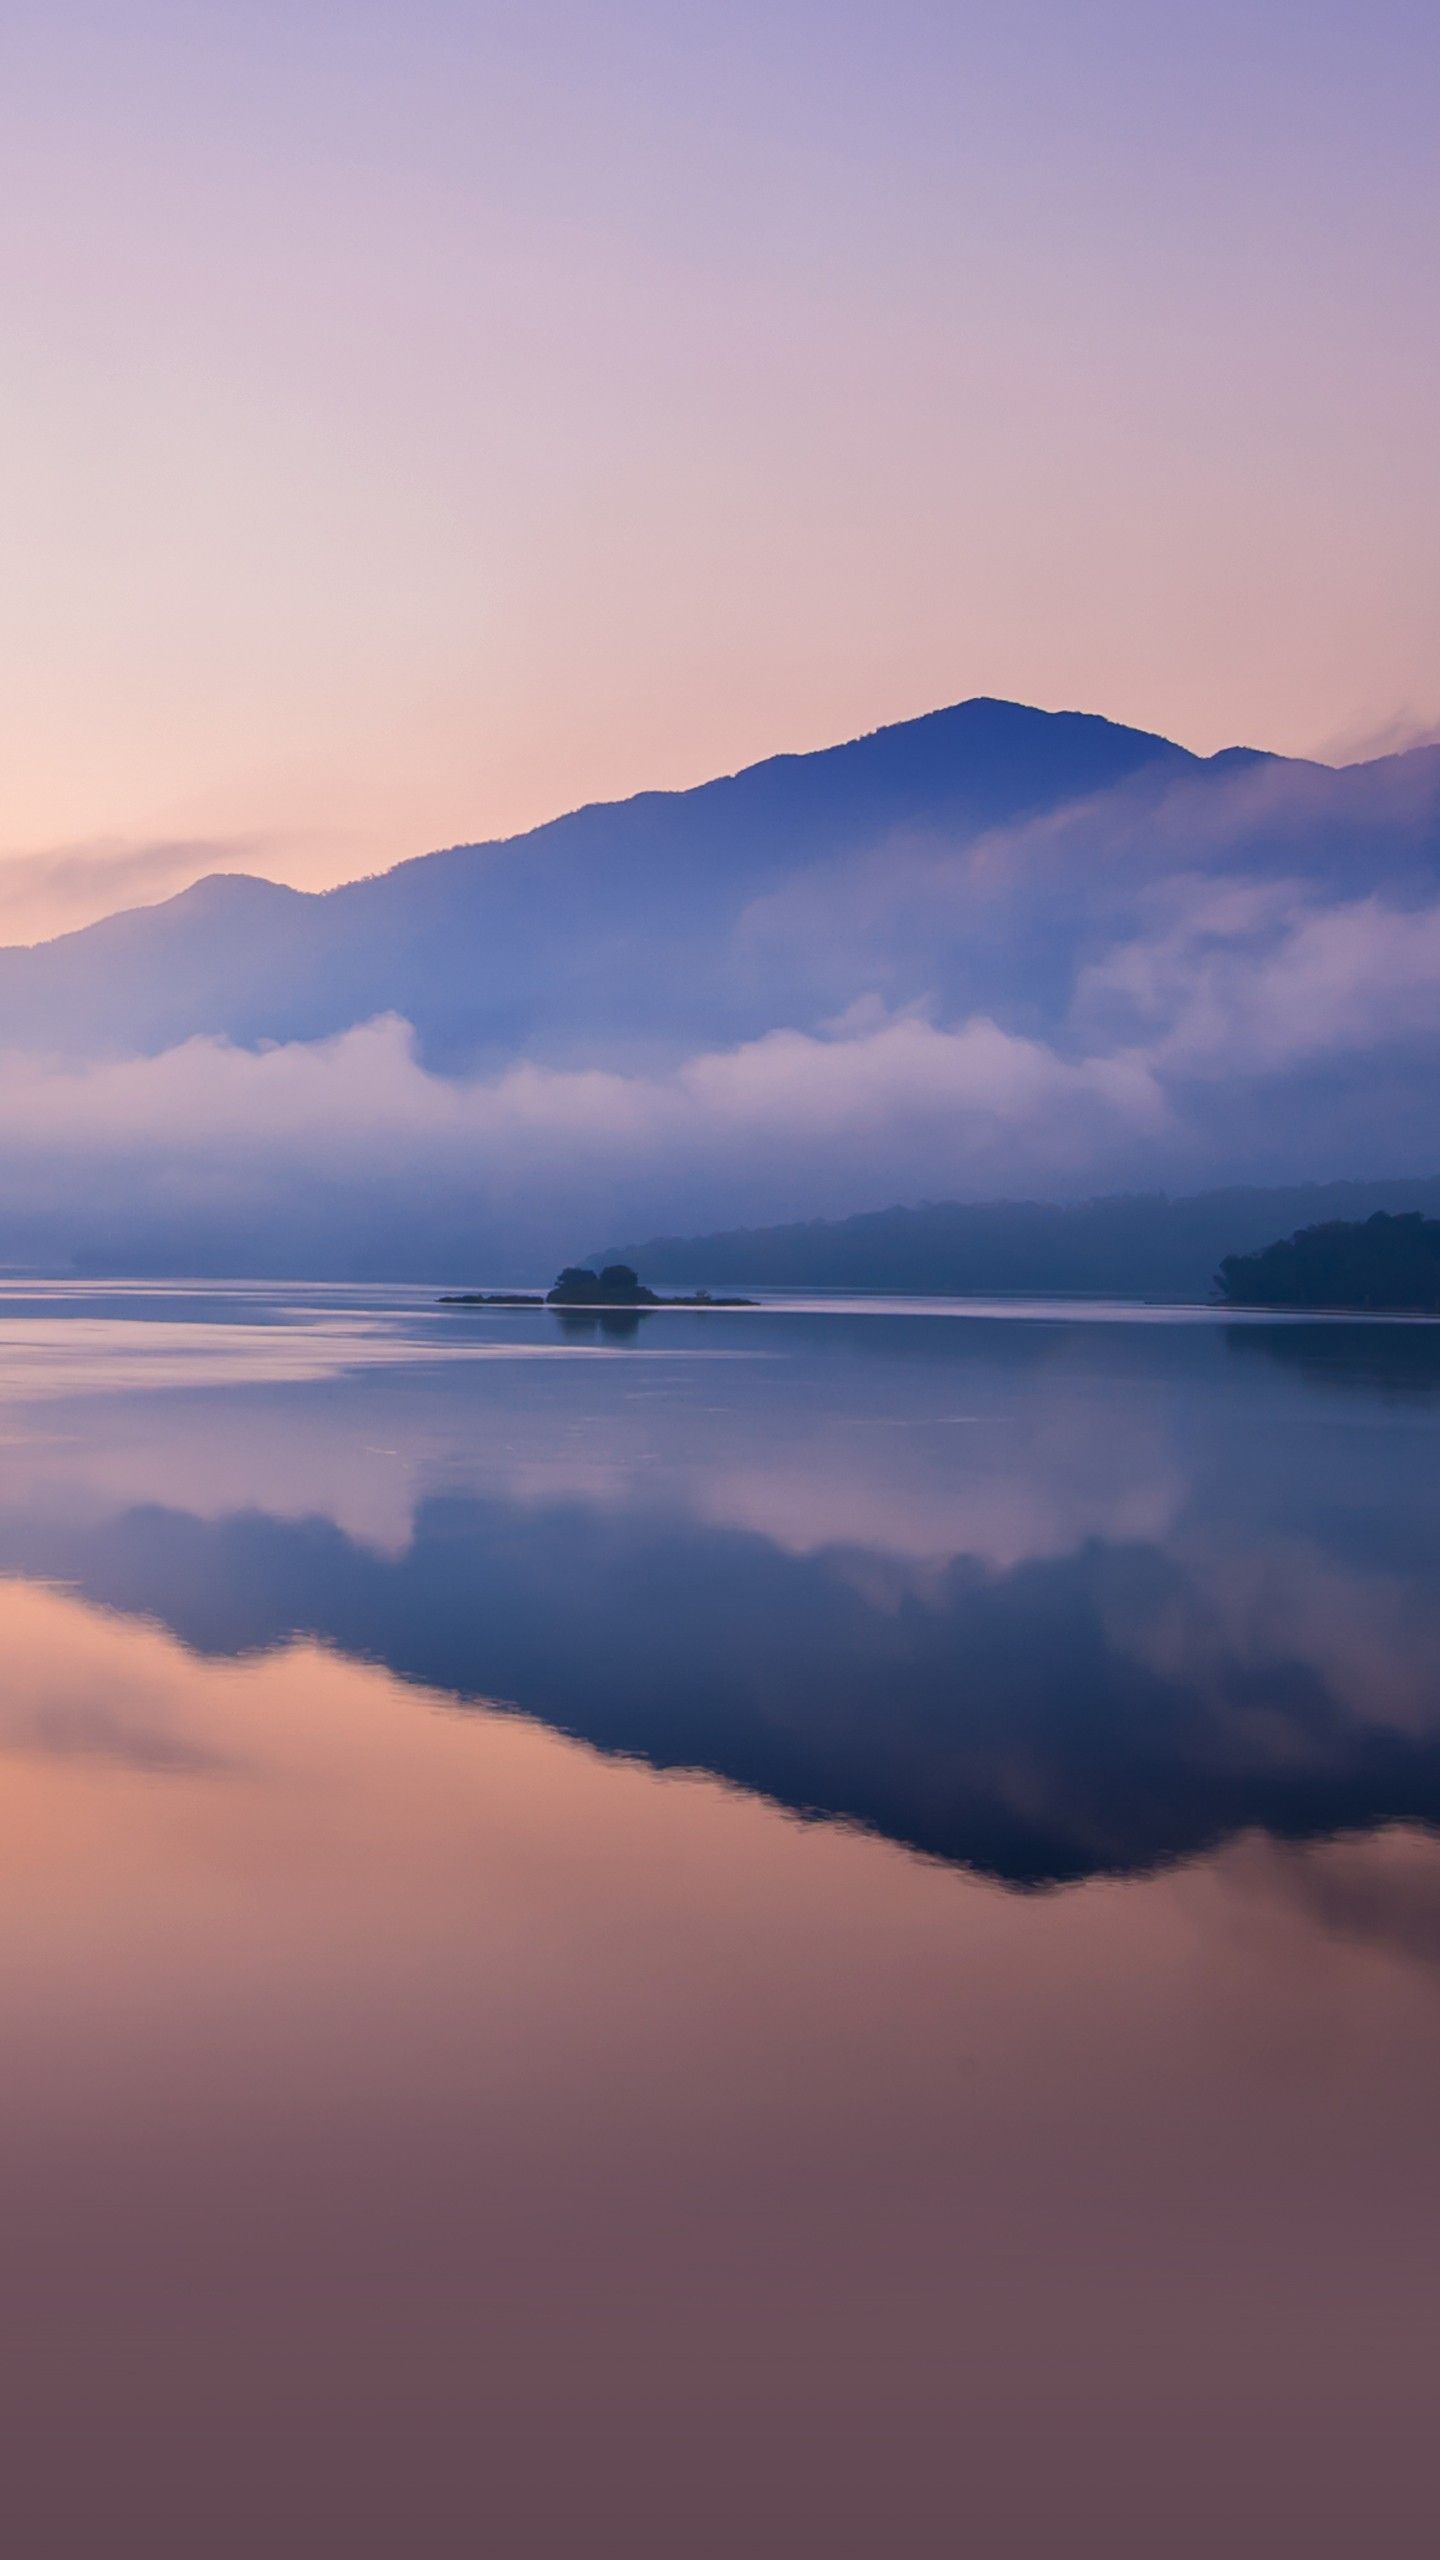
[0,1295,1436,1891]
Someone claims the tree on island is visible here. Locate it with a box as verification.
[1215,1212,1440,1313]
[546,1264,659,1306]
[439,1264,752,1310]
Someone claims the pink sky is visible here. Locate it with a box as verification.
[1,0,1437,938]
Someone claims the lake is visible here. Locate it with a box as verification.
[2,1283,1437,2556]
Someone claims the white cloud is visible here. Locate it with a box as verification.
[0,871,1438,1267]
[0,1003,1173,1258]
[1075,882,1440,1078]
[1161,896,1440,1076]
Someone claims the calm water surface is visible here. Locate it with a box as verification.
[2,1285,1438,2556]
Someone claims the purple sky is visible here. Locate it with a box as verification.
[2,0,1437,934]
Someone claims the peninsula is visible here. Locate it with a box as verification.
[1215,1213,1440,1314]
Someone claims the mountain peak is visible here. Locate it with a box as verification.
[0,697,1435,1089]
[171,871,301,909]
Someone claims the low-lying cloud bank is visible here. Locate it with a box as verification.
[1,869,1439,1273]
[0,1007,1160,1272]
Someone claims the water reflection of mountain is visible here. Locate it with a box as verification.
[5,1491,1439,1890]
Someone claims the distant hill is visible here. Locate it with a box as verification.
[601,1181,1440,1303]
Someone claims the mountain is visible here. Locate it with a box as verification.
[602,1180,1440,1303]
[2,695,1440,1276]
[4,695,1434,1073]
[0,697,1191,1064]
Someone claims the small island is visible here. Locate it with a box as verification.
[1215,1212,1440,1314]
[440,1263,755,1309]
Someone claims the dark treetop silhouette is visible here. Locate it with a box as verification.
[1215,1212,1440,1313]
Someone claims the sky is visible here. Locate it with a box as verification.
[1,0,1438,941]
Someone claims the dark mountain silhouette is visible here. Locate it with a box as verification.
[2,695,1437,1071]
[602,1179,1440,1302]
[1,695,1438,1278]
[0,698,1184,1063]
